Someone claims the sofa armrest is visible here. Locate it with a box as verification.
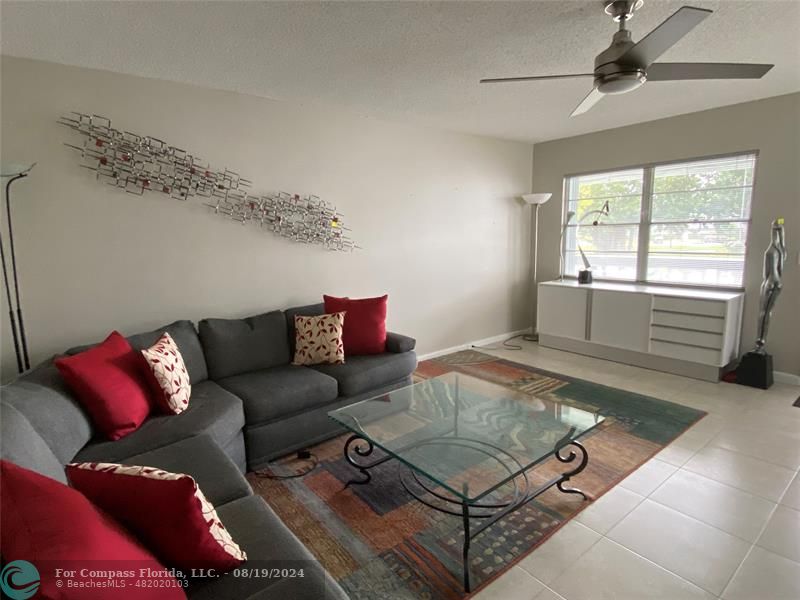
[386,332,416,353]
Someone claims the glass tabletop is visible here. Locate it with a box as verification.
[328,372,604,502]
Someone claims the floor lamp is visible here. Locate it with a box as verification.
[522,193,552,342]
[1,163,35,374]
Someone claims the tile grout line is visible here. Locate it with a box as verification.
[718,474,799,599]
[705,441,800,472]
[609,403,800,597]
[662,428,797,506]
[678,465,794,504]
[597,536,722,599]
[576,487,648,537]
[478,345,800,599]
[643,493,769,551]
[554,481,726,598]
[606,481,758,597]
[704,429,800,471]
[517,521,604,588]
[604,418,798,597]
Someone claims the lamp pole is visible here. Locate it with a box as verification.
[522,193,552,342]
[1,163,35,373]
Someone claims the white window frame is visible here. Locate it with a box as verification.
[561,150,758,291]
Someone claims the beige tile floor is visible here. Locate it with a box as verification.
[470,341,800,600]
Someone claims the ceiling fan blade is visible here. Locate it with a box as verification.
[619,6,712,67]
[647,62,774,81]
[480,73,595,84]
[571,88,604,117]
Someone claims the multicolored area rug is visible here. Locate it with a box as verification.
[247,351,705,599]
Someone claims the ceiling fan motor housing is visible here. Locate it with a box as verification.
[594,29,647,94]
[604,0,644,22]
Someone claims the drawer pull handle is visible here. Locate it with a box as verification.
[650,324,723,336]
[652,309,724,319]
[650,338,721,352]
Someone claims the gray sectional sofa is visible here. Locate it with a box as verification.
[1,301,417,600]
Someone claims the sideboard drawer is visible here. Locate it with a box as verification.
[652,296,726,317]
[651,311,725,333]
[650,340,722,366]
[650,325,723,349]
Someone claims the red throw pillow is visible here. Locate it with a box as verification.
[0,460,185,600]
[66,462,247,573]
[323,294,388,355]
[55,331,151,440]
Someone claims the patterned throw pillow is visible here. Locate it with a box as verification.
[141,332,191,415]
[292,312,346,366]
[66,462,247,572]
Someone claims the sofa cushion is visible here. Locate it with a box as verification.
[3,359,93,463]
[55,331,153,441]
[218,366,338,427]
[74,380,244,464]
[199,311,290,380]
[311,351,417,397]
[121,435,252,507]
[68,320,209,385]
[221,431,247,474]
[0,401,67,484]
[244,376,413,470]
[284,302,325,354]
[128,321,209,384]
[187,495,348,600]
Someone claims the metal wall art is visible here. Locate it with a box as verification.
[58,112,357,251]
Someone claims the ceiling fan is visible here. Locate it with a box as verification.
[480,0,774,116]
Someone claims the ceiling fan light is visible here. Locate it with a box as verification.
[597,71,647,94]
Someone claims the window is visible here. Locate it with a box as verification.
[562,153,756,288]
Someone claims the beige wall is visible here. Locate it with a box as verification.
[0,56,534,380]
[532,93,800,376]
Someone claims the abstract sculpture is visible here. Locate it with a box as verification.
[736,217,787,389]
[754,218,787,353]
[567,200,610,284]
[59,112,357,251]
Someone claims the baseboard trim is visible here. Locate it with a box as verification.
[774,371,800,386]
[417,332,800,387]
[418,328,532,362]
[539,333,723,382]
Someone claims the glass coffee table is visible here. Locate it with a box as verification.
[328,372,604,592]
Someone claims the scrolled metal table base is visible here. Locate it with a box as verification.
[339,434,592,592]
[342,434,393,487]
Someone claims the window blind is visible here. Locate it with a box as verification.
[562,153,756,288]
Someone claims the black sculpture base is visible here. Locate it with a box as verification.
[736,352,773,390]
[578,270,593,284]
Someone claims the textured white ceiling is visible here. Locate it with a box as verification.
[2,1,799,143]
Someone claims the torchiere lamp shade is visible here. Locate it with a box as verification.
[522,193,552,205]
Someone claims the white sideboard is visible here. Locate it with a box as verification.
[537,280,745,381]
